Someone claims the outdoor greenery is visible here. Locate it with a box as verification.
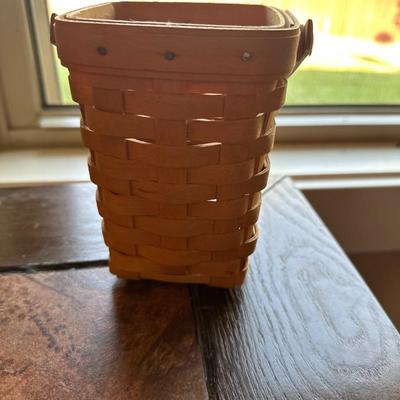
[287,70,400,105]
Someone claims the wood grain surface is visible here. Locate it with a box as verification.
[1,178,399,400]
[0,268,207,400]
[191,177,400,400]
[0,183,107,269]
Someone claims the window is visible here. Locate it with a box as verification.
[43,0,400,106]
[0,0,399,147]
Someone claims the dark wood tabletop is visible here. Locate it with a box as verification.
[0,178,399,400]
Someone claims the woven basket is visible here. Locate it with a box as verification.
[51,2,313,287]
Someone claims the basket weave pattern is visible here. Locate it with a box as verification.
[70,73,285,287]
[52,2,313,287]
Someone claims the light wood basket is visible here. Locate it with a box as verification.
[51,2,313,287]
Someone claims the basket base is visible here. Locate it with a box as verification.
[109,261,248,288]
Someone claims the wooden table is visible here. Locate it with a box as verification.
[0,178,399,400]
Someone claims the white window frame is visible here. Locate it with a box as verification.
[1,0,399,148]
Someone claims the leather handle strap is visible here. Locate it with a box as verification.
[291,19,314,75]
[50,13,57,45]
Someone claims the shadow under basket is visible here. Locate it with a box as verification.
[51,2,313,287]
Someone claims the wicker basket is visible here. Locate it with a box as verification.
[51,2,313,287]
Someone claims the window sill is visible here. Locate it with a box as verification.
[1,142,399,190]
[3,110,400,148]
[272,142,400,189]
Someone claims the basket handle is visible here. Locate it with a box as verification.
[291,19,313,75]
[50,13,57,45]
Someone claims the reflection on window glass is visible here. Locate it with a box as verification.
[47,0,400,105]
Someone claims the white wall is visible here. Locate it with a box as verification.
[304,186,400,254]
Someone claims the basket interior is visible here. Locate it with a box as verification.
[66,2,285,28]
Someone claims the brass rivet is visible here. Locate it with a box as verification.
[164,51,176,61]
[97,46,107,56]
[241,51,252,61]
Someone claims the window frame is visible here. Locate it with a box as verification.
[0,0,399,148]
[27,0,62,105]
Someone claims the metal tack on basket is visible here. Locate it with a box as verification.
[96,46,107,56]
[241,51,252,61]
[164,51,176,61]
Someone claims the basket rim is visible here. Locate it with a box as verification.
[57,1,301,33]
